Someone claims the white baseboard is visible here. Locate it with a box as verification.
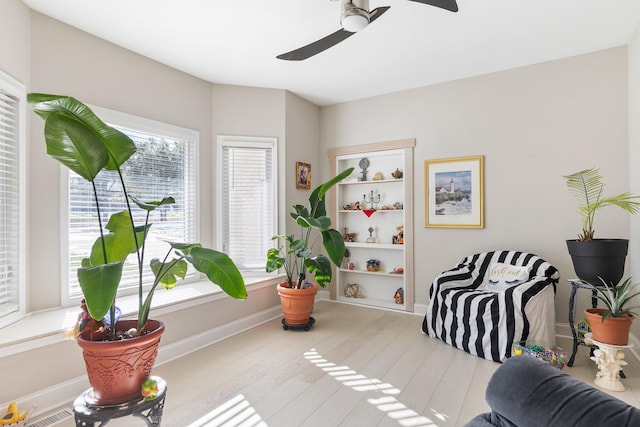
[12,305,282,421]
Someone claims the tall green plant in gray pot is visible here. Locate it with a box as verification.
[266,167,354,329]
[29,93,247,404]
[564,168,640,286]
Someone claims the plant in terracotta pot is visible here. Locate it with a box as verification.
[581,277,640,345]
[563,167,640,286]
[28,93,247,404]
[266,167,354,329]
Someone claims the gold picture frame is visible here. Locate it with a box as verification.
[424,155,484,228]
[296,162,311,189]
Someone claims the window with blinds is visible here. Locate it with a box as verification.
[0,71,26,327]
[67,109,198,299]
[218,136,277,272]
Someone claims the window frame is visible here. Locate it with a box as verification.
[216,135,278,277]
[0,70,27,327]
[61,106,201,306]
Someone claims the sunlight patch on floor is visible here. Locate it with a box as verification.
[304,348,441,426]
[187,394,267,427]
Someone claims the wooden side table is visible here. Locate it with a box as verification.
[73,376,166,426]
[567,279,598,366]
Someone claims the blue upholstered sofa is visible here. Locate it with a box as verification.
[464,355,640,426]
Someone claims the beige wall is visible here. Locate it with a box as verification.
[629,25,640,338]
[0,0,30,83]
[320,48,630,326]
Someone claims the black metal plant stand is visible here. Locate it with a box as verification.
[282,317,315,331]
[73,376,166,426]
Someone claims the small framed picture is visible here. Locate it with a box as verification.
[424,155,484,228]
[296,162,311,189]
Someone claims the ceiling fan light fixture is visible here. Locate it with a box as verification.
[341,0,370,33]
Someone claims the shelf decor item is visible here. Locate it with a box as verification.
[267,167,354,328]
[424,155,484,228]
[563,168,640,286]
[28,93,247,404]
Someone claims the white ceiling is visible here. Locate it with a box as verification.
[21,0,640,106]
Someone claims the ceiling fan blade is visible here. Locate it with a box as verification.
[369,6,391,23]
[408,0,458,12]
[276,29,355,61]
[277,6,391,61]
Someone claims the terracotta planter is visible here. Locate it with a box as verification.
[277,282,318,325]
[77,319,165,405]
[585,308,633,346]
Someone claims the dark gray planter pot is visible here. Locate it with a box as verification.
[566,238,629,286]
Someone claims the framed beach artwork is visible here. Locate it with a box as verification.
[424,155,484,228]
[296,162,311,189]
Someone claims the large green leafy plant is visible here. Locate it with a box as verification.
[28,93,247,340]
[266,167,354,289]
[563,167,640,241]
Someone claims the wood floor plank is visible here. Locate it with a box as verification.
[44,301,640,427]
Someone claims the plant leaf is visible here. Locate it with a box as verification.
[151,258,188,289]
[28,93,137,170]
[77,262,123,320]
[131,196,176,211]
[186,247,247,299]
[88,212,150,265]
[322,228,346,267]
[43,114,109,182]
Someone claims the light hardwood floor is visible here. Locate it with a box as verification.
[47,301,640,426]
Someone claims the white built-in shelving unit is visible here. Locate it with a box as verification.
[328,139,415,312]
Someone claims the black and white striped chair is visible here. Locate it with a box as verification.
[422,250,560,362]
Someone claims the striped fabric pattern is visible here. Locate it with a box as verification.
[422,250,559,362]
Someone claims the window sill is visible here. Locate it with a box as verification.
[0,275,283,357]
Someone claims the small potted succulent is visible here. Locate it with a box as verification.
[563,167,640,286]
[28,93,247,404]
[266,167,354,328]
[580,277,640,345]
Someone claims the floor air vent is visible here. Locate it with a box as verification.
[27,408,73,427]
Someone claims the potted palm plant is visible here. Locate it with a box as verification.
[581,277,640,345]
[563,167,640,286]
[28,93,247,404]
[266,167,354,329]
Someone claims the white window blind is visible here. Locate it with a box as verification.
[67,110,198,299]
[218,136,276,272]
[0,71,25,327]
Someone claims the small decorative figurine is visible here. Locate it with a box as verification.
[394,288,404,304]
[391,168,403,179]
[141,377,159,400]
[373,172,383,181]
[366,227,377,243]
[342,228,357,242]
[359,158,370,181]
[366,259,380,271]
[342,248,351,268]
[392,225,404,244]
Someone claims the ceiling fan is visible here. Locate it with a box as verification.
[276,0,458,61]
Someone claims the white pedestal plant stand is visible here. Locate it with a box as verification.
[585,333,633,392]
